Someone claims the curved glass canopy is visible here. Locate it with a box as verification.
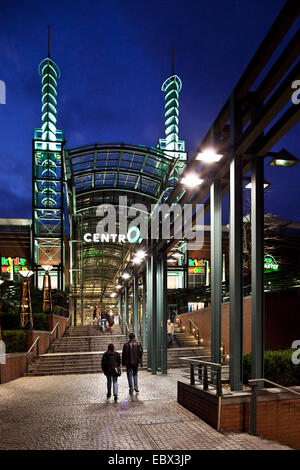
[66,143,177,313]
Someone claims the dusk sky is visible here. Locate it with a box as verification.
[0,0,299,222]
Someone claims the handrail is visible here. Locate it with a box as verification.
[26,336,40,373]
[189,319,200,345]
[249,378,300,397]
[27,336,40,355]
[49,322,60,348]
[50,322,60,337]
[180,356,223,396]
[125,321,129,336]
[249,378,300,435]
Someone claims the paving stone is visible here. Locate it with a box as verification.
[0,369,291,450]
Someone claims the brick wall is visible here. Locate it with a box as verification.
[178,381,300,449]
[179,296,252,354]
[0,353,31,384]
[179,292,300,353]
[0,314,70,385]
[48,314,69,338]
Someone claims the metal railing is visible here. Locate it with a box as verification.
[26,336,40,373]
[49,322,59,348]
[189,319,200,345]
[249,378,300,435]
[180,356,223,396]
[125,321,129,336]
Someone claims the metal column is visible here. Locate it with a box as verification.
[133,272,139,338]
[146,259,152,371]
[125,284,129,334]
[229,155,244,391]
[161,256,168,374]
[211,178,222,364]
[251,156,264,381]
[150,254,157,374]
[142,273,147,350]
[156,259,162,371]
[118,292,123,332]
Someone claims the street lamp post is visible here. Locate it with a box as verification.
[19,270,34,329]
[41,265,53,313]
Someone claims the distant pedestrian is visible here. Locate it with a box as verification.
[122,332,143,395]
[101,343,121,401]
[170,310,176,323]
[101,310,108,332]
[167,319,175,347]
[108,311,114,334]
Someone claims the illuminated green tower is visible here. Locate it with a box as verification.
[158,47,187,198]
[32,28,66,290]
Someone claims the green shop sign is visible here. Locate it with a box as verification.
[264,254,279,273]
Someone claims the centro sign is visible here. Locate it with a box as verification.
[82,196,205,249]
[84,226,141,244]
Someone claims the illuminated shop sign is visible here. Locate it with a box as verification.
[1,257,28,273]
[188,258,209,275]
[264,254,279,272]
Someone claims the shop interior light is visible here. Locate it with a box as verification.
[19,270,34,278]
[180,173,203,188]
[115,284,122,289]
[167,256,177,263]
[196,148,223,162]
[132,257,142,265]
[41,265,53,272]
[110,292,117,298]
[172,249,184,258]
[0,280,4,285]
[122,272,130,280]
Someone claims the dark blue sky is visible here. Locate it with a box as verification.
[0,0,299,222]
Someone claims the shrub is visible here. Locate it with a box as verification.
[32,313,49,331]
[2,330,27,353]
[0,312,20,330]
[243,350,300,387]
[0,312,49,331]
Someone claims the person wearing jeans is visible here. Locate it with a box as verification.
[101,343,121,401]
[122,332,143,395]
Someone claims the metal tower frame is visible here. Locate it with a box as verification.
[32,31,66,291]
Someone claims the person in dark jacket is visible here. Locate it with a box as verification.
[101,343,121,401]
[101,310,108,332]
[122,332,143,395]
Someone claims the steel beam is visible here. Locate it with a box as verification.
[229,155,244,391]
[133,272,139,338]
[146,259,152,371]
[156,259,162,371]
[211,178,222,364]
[161,256,168,374]
[142,273,147,350]
[251,157,264,382]
[125,284,129,332]
[150,254,157,374]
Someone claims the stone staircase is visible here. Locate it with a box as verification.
[174,332,201,347]
[25,325,210,376]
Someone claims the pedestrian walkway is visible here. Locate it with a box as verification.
[0,369,290,450]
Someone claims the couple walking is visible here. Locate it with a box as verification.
[101,332,143,401]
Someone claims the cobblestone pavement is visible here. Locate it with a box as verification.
[0,370,290,450]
